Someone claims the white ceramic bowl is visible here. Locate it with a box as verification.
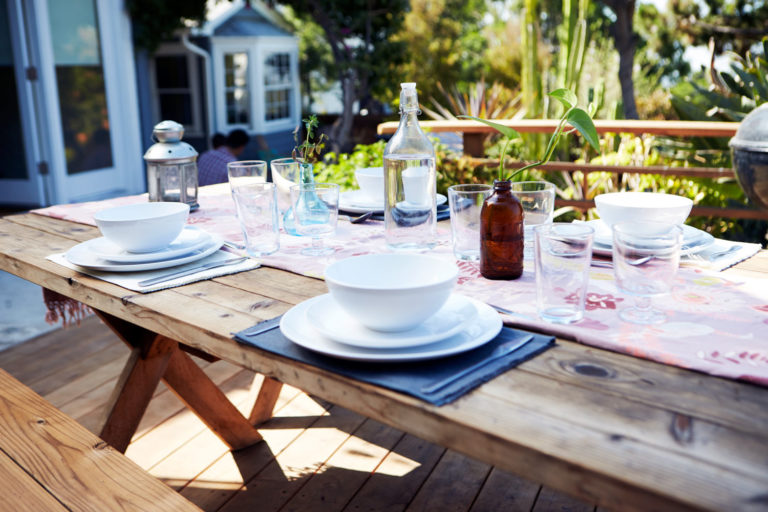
[594,192,693,228]
[354,167,384,203]
[93,202,189,253]
[324,254,458,332]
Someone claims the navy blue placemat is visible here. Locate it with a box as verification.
[235,317,554,406]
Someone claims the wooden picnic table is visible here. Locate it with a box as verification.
[1,210,767,512]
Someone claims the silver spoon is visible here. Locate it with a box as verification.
[341,211,374,224]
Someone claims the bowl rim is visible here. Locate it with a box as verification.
[594,191,693,207]
[354,167,384,177]
[94,202,189,223]
[324,254,458,292]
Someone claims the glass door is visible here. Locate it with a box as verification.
[0,0,46,207]
[0,0,144,207]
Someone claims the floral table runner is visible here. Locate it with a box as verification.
[34,184,768,388]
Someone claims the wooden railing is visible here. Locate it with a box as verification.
[377,119,768,221]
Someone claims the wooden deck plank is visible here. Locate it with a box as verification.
[469,468,540,512]
[218,405,368,511]
[23,321,124,397]
[0,317,115,387]
[125,367,259,469]
[533,487,596,512]
[149,375,301,491]
[405,450,491,512]
[279,417,405,512]
[180,393,334,510]
[341,433,446,512]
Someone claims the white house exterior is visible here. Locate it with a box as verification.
[0,0,300,208]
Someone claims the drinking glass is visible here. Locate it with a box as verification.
[270,157,300,210]
[290,183,339,256]
[534,223,594,324]
[510,181,556,257]
[612,222,682,324]
[447,184,492,261]
[227,160,267,184]
[229,181,279,258]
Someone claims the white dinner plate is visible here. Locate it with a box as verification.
[65,235,223,272]
[585,220,715,257]
[305,293,478,349]
[340,190,447,214]
[91,226,213,263]
[280,295,502,362]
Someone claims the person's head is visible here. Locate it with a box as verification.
[226,129,250,157]
[211,132,226,149]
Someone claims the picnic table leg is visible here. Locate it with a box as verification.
[93,311,262,452]
[249,376,283,425]
[97,334,175,452]
[162,348,263,450]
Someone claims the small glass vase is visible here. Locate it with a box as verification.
[283,161,315,236]
[479,180,524,280]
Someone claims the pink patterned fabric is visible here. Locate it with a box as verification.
[33,184,768,388]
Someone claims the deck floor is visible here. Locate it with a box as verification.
[0,315,598,512]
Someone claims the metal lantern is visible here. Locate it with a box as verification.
[144,120,199,210]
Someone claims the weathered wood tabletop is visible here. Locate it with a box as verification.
[1,212,767,512]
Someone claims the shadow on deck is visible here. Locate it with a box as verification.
[0,316,597,512]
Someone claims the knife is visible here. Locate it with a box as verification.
[421,334,534,394]
[138,257,249,287]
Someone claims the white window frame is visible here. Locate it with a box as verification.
[149,43,203,137]
[254,37,300,133]
[212,35,300,135]
[212,37,253,133]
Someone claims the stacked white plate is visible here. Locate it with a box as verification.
[65,226,223,272]
[586,220,715,257]
[339,190,447,214]
[280,293,502,361]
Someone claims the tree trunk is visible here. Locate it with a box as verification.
[605,0,639,119]
[305,1,358,153]
[330,74,357,153]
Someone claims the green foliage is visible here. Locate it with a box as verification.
[672,0,768,57]
[293,115,326,163]
[278,0,408,151]
[422,80,521,121]
[314,141,386,190]
[279,6,334,111]
[127,0,207,52]
[459,88,599,181]
[389,0,488,106]
[672,37,768,124]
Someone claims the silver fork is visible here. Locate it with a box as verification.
[707,245,741,261]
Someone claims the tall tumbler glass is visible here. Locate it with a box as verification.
[534,223,594,324]
[510,181,556,257]
[447,184,492,261]
[229,181,279,258]
[612,222,682,324]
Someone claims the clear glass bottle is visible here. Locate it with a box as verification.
[383,82,437,251]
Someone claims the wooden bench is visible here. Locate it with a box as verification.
[0,368,201,511]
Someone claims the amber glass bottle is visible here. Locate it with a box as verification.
[479,180,524,279]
